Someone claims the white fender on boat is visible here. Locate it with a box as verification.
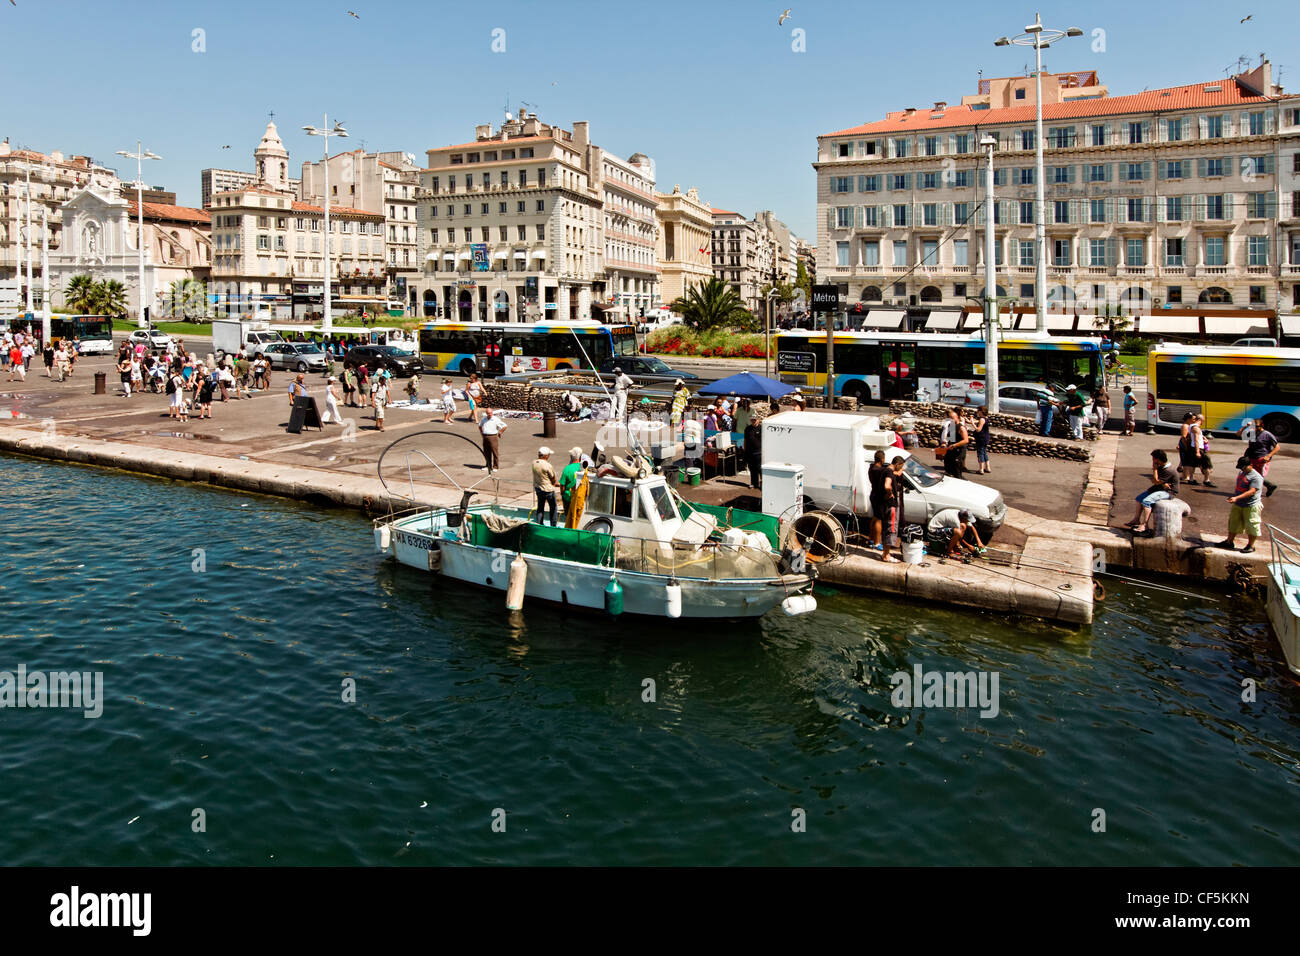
[781,594,817,617]
[610,455,640,479]
[374,524,392,554]
[665,580,682,619]
[427,546,442,573]
[506,555,528,611]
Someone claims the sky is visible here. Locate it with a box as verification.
[2,0,1296,239]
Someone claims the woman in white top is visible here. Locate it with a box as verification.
[441,379,456,424]
[168,369,186,419]
[322,376,342,424]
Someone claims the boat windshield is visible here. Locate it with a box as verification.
[902,456,943,488]
[647,483,678,522]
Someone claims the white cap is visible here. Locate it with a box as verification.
[539,446,553,456]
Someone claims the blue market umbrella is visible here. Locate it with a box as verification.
[697,371,797,401]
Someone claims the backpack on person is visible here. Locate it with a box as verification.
[165,375,176,394]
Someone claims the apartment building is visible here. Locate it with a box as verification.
[417,111,650,323]
[711,209,765,313]
[207,122,384,318]
[815,61,1300,330]
[300,149,421,312]
[0,138,120,302]
[753,209,794,282]
[201,166,300,210]
[655,184,713,305]
[597,150,659,320]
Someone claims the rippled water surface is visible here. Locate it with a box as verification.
[1,453,1297,865]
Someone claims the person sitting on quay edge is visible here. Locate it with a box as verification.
[1126,448,1180,535]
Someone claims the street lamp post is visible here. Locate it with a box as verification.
[116,142,162,329]
[40,207,50,344]
[765,287,777,378]
[995,14,1083,336]
[981,134,1000,414]
[303,115,349,335]
[24,166,33,316]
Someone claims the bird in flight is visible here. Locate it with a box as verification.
[220,145,231,149]
[347,9,359,18]
[1240,14,1252,22]
[778,8,791,25]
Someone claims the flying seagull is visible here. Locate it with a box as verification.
[1240,14,1252,22]
[778,8,791,25]
[347,9,359,18]
[220,144,231,149]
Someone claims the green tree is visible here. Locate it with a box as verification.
[164,279,208,319]
[670,277,752,332]
[91,279,128,317]
[64,274,98,313]
[795,259,812,300]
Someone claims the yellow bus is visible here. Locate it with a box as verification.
[418,320,638,377]
[1148,343,1300,441]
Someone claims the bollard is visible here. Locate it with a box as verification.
[93,371,106,395]
[542,410,557,439]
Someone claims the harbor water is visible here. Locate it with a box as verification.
[1,453,1296,866]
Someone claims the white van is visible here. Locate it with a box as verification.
[761,411,1007,539]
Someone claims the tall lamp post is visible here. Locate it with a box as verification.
[116,142,163,329]
[24,165,33,317]
[764,287,777,378]
[995,14,1082,336]
[302,115,349,335]
[981,133,1000,413]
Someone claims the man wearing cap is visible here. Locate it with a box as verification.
[1064,384,1086,440]
[612,366,633,423]
[1218,456,1264,553]
[532,447,558,526]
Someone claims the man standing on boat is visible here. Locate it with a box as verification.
[533,447,559,526]
[479,407,507,475]
[560,447,588,528]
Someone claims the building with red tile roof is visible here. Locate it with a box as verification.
[813,60,1300,339]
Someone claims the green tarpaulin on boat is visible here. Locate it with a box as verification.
[678,501,781,549]
[463,514,616,567]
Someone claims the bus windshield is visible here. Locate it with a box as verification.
[612,330,639,357]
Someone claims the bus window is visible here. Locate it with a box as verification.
[613,331,639,356]
[546,335,577,359]
[587,335,612,367]
[834,343,881,376]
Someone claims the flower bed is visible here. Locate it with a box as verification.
[645,327,770,359]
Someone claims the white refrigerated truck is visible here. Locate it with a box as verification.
[211,319,285,359]
[761,411,1007,539]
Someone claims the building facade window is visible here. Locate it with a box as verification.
[1248,235,1268,266]
[1165,238,1184,266]
[1204,236,1225,266]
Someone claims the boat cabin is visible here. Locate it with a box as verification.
[580,474,716,549]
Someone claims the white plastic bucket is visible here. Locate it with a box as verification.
[902,540,925,564]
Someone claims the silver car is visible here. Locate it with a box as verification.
[967,381,1091,418]
[262,342,328,372]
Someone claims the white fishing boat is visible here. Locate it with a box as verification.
[371,441,817,620]
[1264,524,1300,677]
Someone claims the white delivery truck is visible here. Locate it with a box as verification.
[211,319,285,359]
[761,410,1007,540]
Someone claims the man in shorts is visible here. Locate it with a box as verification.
[1219,456,1264,553]
[1238,419,1279,498]
[1121,385,1136,436]
[1126,449,1179,534]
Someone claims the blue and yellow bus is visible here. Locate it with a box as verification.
[418,320,639,377]
[1148,343,1300,441]
[775,330,1104,404]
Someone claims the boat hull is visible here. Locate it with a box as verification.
[1265,563,1300,677]
[381,513,811,620]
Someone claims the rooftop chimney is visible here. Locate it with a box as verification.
[572,121,590,150]
[934,101,947,110]
[475,124,491,140]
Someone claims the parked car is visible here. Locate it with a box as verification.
[263,342,329,372]
[965,381,1092,418]
[344,344,424,377]
[126,328,172,352]
[597,355,699,380]
[1231,336,1278,348]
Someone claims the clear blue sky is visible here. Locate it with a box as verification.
[3,0,1295,238]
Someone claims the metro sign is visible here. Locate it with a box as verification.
[811,284,840,314]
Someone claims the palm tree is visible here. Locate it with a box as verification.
[92,280,128,318]
[670,277,753,332]
[64,274,98,313]
[165,279,207,320]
